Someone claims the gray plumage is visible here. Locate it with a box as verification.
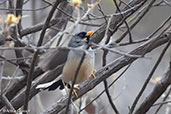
[38,47,69,71]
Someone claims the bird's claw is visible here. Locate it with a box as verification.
[89,69,96,79]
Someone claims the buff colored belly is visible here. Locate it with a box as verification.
[62,50,94,84]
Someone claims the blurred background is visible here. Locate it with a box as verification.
[0,0,171,114]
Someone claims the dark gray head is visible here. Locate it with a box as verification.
[68,31,94,48]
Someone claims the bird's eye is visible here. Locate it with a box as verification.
[75,41,80,43]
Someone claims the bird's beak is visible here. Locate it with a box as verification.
[86,31,94,37]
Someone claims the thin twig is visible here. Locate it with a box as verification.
[118,38,149,46]
[0,5,50,11]
[0,50,5,94]
[102,49,108,66]
[2,76,24,80]
[65,51,86,114]
[97,4,108,24]
[65,42,90,113]
[0,94,16,114]
[91,42,144,58]
[16,0,24,36]
[101,16,119,113]
[102,15,112,44]
[8,0,15,14]
[11,28,25,65]
[163,0,171,7]
[0,55,18,66]
[103,80,119,114]
[3,66,20,94]
[154,87,171,114]
[153,100,171,107]
[98,5,113,113]
[113,0,133,43]
[143,15,171,40]
[0,0,7,6]
[0,57,31,62]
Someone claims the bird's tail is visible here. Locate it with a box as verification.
[36,79,63,91]
[36,79,70,91]
[47,79,64,90]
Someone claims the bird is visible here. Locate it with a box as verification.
[36,31,96,95]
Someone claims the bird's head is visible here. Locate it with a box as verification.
[68,31,94,48]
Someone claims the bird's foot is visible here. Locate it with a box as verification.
[72,86,80,97]
[89,69,96,79]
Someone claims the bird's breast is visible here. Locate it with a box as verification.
[62,49,94,84]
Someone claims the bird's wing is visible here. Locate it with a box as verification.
[38,47,70,71]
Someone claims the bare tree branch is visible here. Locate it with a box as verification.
[154,87,171,114]
[103,80,119,114]
[134,67,171,114]
[0,50,5,94]
[0,94,16,114]
[16,0,24,36]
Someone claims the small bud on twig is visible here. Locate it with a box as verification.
[70,0,82,7]
[5,14,21,26]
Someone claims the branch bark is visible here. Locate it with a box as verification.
[16,0,24,36]
[0,95,16,114]
[103,80,119,114]
[134,68,171,114]
[39,32,171,113]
